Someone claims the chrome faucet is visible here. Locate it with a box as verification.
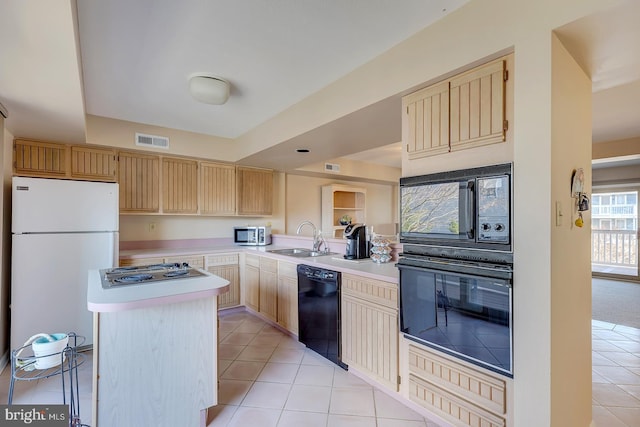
[296,221,325,252]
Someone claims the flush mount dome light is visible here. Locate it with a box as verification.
[188,73,230,105]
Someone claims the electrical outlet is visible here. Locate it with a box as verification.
[149,222,156,232]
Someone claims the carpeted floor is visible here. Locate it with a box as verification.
[592,278,640,329]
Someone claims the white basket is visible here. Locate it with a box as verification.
[17,333,69,370]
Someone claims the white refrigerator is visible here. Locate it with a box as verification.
[11,177,118,350]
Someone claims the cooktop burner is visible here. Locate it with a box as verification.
[114,273,154,283]
[101,262,209,289]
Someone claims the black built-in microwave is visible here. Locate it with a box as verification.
[400,163,512,253]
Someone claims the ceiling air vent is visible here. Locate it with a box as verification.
[324,163,341,173]
[135,133,169,149]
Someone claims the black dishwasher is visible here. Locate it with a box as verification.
[297,264,347,369]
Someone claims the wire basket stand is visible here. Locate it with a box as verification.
[8,332,89,426]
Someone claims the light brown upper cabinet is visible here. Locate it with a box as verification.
[236,166,273,216]
[449,58,507,151]
[14,139,117,181]
[70,146,117,181]
[162,157,198,214]
[403,56,508,159]
[117,151,160,213]
[403,81,450,159]
[200,162,236,215]
[14,139,68,178]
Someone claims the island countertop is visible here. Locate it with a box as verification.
[87,268,230,313]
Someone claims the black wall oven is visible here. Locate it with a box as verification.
[398,163,514,377]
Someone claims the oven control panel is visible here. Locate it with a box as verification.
[477,175,510,243]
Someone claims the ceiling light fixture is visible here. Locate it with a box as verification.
[188,73,230,105]
[296,149,310,153]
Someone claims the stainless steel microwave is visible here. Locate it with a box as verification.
[234,226,271,246]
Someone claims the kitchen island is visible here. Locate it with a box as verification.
[87,266,229,427]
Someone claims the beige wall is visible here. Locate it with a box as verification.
[298,158,401,184]
[550,33,593,427]
[593,136,640,160]
[85,115,237,162]
[284,174,397,240]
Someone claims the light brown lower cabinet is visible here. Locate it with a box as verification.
[407,343,508,427]
[258,257,278,322]
[277,261,298,335]
[244,254,260,312]
[341,273,399,391]
[207,253,240,309]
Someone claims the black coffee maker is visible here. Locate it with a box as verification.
[344,223,369,260]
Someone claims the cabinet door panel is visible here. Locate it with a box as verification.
[342,294,398,391]
[342,273,398,390]
[162,157,198,214]
[277,275,298,334]
[277,261,298,334]
[245,264,260,311]
[211,264,240,308]
[237,167,273,216]
[14,139,68,177]
[402,81,450,159]
[201,162,236,215]
[450,59,506,151]
[118,152,160,213]
[259,257,278,321]
[71,146,117,181]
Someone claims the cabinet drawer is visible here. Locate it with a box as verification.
[342,274,398,309]
[278,260,298,278]
[408,344,506,416]
[119,257,164,267]
[206,253,239,267]
[259,257,277,273]
[245,254,260,268]
[409,373,505,427]
[164,255,205,269]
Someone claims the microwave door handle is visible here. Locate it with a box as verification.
[465,181,475,239]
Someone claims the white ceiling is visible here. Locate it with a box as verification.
[1,1,639,171]
[76,0,467,140]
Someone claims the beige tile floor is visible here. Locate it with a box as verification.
[212,310,444,427]
[591,319,640,427]
[0,312,638,427]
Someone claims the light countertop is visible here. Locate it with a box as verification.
[119,236,400,283]
[87,268,230,313]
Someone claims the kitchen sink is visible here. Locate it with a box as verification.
[266,248,337,258]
